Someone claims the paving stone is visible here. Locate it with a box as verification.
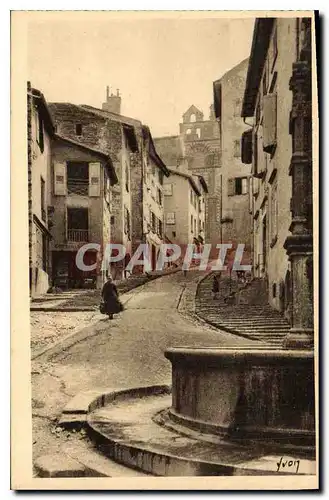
[34,453,87,477]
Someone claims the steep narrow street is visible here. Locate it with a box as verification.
[31,270,251,464]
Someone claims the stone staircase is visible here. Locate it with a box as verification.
[195,273,291,345]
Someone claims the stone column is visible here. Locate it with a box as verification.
[283,18,313,349]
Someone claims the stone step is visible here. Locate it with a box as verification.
[88,391,316,477]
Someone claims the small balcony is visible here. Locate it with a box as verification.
[67,179,89,196]
[67,229,89,242]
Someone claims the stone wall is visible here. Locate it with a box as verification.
[219,58,252,259]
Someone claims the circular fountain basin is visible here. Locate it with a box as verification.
[165,347,315,453]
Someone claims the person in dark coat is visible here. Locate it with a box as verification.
[101,275,122,320]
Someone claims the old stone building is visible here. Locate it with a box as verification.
[136,126,169,271]
[27,84,55,296]
[155,104,221,247]
[241,17,314,347]
[49,90,169,277]
[213,58,253,262]
[49,134,118,289]
[163,164,208,251]
[48,101,140,279]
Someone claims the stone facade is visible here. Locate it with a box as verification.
[27,84,55,296]
[48,102,138,280]
[213,58,252,262]
[49,96,169,278]
[50,135,117,289]
[241,17,314,347]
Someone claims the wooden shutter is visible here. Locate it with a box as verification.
[227,178,235,196]
[241,130,252,164]
[252,130,258,177]
[89,162,100,197]
[54,162,66,196]
[263,93,277,153]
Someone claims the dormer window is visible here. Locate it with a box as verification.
[76,124,82,136]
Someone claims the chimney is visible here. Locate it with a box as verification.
[102,85,121,115]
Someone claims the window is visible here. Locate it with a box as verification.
[35,108,44,153]
[166,212,175,225]
[241,129,253,164]
[190,189,194,204]
[186,128,192,135]
[190,214,194,233]
[67,207,89,242]
[172,231,176,238]
[76,124,83,136]
[190,114,196,122]
[40,176,46,222]
[194,218,197,235]
[67,162,89,195]
[110,215,115,225]
[234,139,241,158]
[163,183,173,196]
[158,170,164,185]
[196,128,201,139]
[228,177,248,196]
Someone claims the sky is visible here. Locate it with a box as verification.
[28,14,255,137]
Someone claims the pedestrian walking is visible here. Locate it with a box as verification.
[212,274,220,299]
[100,274,124,320]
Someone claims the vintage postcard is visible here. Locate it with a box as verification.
[11,10,319,490]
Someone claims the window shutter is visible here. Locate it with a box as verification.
[252,130,258,177]
[241,130,252,164]
[263,93,277,153]
[54,162,66,196]
[89,162,101,197]
[227,178,235,196]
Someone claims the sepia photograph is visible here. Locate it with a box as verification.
[11,9,318,490]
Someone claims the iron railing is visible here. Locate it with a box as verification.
[67,229,89,242]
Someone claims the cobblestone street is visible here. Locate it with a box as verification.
[31,270,251,465]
